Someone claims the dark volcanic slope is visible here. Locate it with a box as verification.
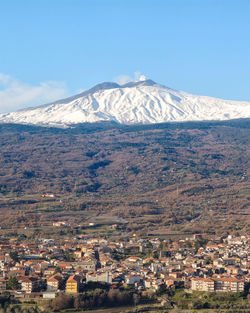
[0,120,249,235]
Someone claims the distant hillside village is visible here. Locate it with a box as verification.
[0,233,249,304]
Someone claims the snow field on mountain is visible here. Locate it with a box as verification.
[0,80,250,127]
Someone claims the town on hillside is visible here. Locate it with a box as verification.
[0,233,249,302]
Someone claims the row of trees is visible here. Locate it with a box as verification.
[50,289,138,311]
[2,305,42,313]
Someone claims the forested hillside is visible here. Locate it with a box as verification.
[0,119,249,236]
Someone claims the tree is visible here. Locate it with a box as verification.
[193,299,204,309]
[9,251,19,263]
[7,277,20,290]
[205,257,213,264]
[107,289,117,304]
[64,251,75,262]
[133,293,139,310]
[53,266,62,274]
[0,295,10,311]
[51,293,73,311]
[152,250,159,259]
[74,296,81,309]
[194,238,208,251]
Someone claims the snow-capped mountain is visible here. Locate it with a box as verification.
[0,79,250,127]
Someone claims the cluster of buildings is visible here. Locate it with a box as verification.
[0,233,249,298]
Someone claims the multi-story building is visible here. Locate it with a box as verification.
[66,275,80,293]
[18,277,39,293]
[191,277,245,292]
[86,271,112,284]
[191,277,215,292]
[214,277,245,292]
[46,274,63,291]
[78,258,97,271]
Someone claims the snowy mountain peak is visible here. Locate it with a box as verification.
[88,81,121,92]
[0,79,250,127]
[121,79,157,88]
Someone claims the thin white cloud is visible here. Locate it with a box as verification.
[114,75,132,85]
[0,73,68,113]
[114,71,147,85]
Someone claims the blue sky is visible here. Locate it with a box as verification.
[0,0,250,112]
